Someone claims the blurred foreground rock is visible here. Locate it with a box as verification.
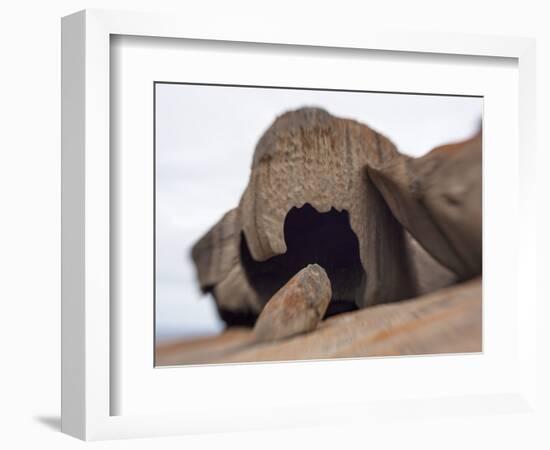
[156,278,481,366]
[191,209,262,325]
[368,131,482,279]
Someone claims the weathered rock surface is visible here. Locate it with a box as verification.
[191,208,240,290]
[191,209,262,324]
[405,233,458,295]
[367,132,482,279]
[190,109,480,328]
[156,278,481,366]
[253,264,332,342]
[239,108,416,310]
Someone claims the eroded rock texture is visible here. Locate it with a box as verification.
[405,232,458,295]
[190,108,479,328]
[191,209,262,325]
[238,108,417,309]
[367,132,482,279]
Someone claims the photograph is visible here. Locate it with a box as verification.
[154,83,483,366]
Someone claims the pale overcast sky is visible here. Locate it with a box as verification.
[155,83,482,342]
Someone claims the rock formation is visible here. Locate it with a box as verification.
[192,107,421,325]
[367,131,482,279]
[239,108,418,308]
[189,107,482,350]
[191,209,262,325]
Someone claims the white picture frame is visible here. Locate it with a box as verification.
[61,9,537,441]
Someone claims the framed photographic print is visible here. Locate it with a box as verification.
[61,9,538,440]
[153,82,483,367]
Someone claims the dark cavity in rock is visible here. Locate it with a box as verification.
[240,203,365,314]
